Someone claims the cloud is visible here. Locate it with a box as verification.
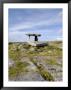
[9,22,33,31]
[58,29,62,34]
[8,31,28,42]
[56,37,62,41]
[9,11,62,33]
[9,9,62,42]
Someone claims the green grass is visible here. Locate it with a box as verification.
[9,61,29,78]
[9,50,21,61]
[45,59,57,65]
[9,41,62,59]
[30,58,54,81]
[40,70,54,81]
[8,41,62,81]
[37,65,54,81]
[44,57,62,66]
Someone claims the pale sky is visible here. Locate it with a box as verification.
[8,9,63,42]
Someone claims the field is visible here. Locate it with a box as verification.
[8,41,62,81]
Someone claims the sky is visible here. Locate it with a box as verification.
[8,9,63,42]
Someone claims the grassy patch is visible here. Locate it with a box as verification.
[9,41,62,81]
[30,58,54,81]
[45,59,57,65]
[9,50,21,61]
[9,61,29,78]
[38,65,54,81]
